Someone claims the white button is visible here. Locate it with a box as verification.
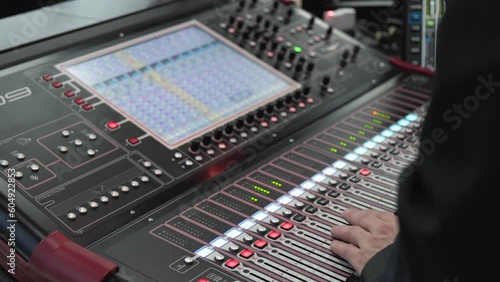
[282,210,292,217]
[240,132,248,138]
[16,153,25,161]
[59,146,68,153]
[183,257,194,265]
[67,213,77,220]
[185,160,194,167]
[257,226,268,233]
[243,236,254,243]
[100,196,109,203]
[120,186,130,193]
[89,201,99,208]
[87,149,96,157]
[110,191,120,198]
[78,207,88,214]
[140,176,149,183]
[74,139,83,147]
[214,254,225,262]
[295,202,304,208]
[153,169,163,176]
[195,155,203,162]
[131,181,140,187]
[229,137,237,144]
[0,160,9,167]
[88,133,97,141]
[143,161,152,168]
[15,171,23,179]
[270,218,280,225]
[229,245,240,252]
[62,130,70,137]
[174,152,183,159]
[207,149,215,155]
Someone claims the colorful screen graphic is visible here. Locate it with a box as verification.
[60,21,299,148]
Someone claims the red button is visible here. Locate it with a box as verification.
[359,168,371,176]
[64,91,75,98]
[197,279,210,282]
[270,116,279,123]
[82,104,93,111]
[239,249,254,259]
[267,230,281,240]
[127,137,140,145]
[280,222,294,231]
[253,239,268,249]
[289,106,297,113]
[298,102,306,108]
[260,121,269,128]
[224,259,240,269]
[74,98,85,105]
[52,81,63,88]
[218,143,227,150]
[42,75,53,82]
[307,98,315,104]
[267,51,275,58]
[106,121,120,130]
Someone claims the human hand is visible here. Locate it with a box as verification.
[330,208,399,275]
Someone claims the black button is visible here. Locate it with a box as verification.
[381,155,392,162]
[292,214,306,222]
[390,149,400,155]
[339,183,351,190]
[349,177,361,183]
[328,190,340,198]
[316,198,329,206]
[371,162,382,168]
[407,137,417,143]
[398,143,409,149]
[305,206,318,214]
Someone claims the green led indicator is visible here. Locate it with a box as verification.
[349,136,357,141]
[330,147,338,153]
[372,111,391,120]
[294,46,303,53]
[250,196,259,203]
[340,141,347,147]
[358,130,366,136]
[271,180,282,187]
[253,185,271,195]
[364,124,374,130]
[372,118,383,125]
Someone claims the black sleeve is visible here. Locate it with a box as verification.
[360,1,500,281]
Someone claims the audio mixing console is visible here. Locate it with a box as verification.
[0,0,433,281]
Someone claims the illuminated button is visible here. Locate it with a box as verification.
[74,98,85,105]
[74,139,83,147]
[260,121,269,128]
[82,104,93,111]
[16,153,25,161]
[185,160,194,167]
[127,137,140,146]
[52,81,63,88]
[270,218,280,225]
[224,259,240,269]
[253,239,268,249]
[198,279,210,282]
[110,191,120,198]
[239,249,254,259]
[243,235,254,243]
[307,98,315,104]
[143,161,152,168]
[267,230,281,240]
[359,168,371,176]
[229,245,240,252]
[257,226,268,233]
[59,146,69,153]
[120,186,130,193]
[78,207,88,214]
[106,121,120,130]
[0,160,9,167]
[15,171,23,179]
[42,75,53,81]
[89,201,98,209]
[88,134,97,141]
[298,102,306,108]
[153,169,163,176]
[270,116,279,123]
[140,176,149,183]
[85,149,96,157]
[280,222,294,231]
[218,143,227,150]
[30,164,40,172]
[289,106,297,113]
[183,257,194,265]
[63,91,75,98]
[207,149,215,156]
[214,255,225,262]
[67,213,77,220]
[131,181,140,188]
[195,155,203,162]
[100,196,109,203]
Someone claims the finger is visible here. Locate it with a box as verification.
[331,225,370,247]
[342,209,385,233]
[330,240,363,274]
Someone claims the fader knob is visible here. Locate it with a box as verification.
[246,115,255,125]
[190,140,200,154]
[322,76,331,86]
[213,130,223,141]
[308,16,315,30]
[266,105,274,114]
[202,135,212,147]
[256,109,265,119]
[224,124,234,136]
[325,26,333,39]
[235,119,245,130]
